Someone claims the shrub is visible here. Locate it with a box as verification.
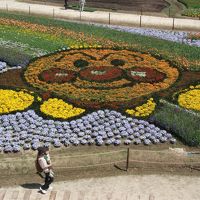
[150,99,200,146]
[182,8,200,17]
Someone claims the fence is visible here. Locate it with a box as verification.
[0,3,199,31]
[1,148,200,176]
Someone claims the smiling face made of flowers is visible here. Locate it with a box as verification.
[25,48,179,109]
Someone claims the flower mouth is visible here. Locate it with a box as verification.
[79,66,123,82]
[90,70,107,75]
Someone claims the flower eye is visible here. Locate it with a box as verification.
[111,59,125,66]
[74,59,89,68]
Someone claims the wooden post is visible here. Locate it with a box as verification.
[80,10,82,21]
[53,8,55,18]
[126,148,130,171]
[109,12,111,25]
[172,18,175,30]
[6,4,8,12]
[140,15,142,27]
[29,6,30,15]
[168,7,170,18]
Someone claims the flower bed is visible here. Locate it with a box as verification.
[178,85,200,111]
[40,98,85,119]
[126,98,156,117]
[0,109,176,153]
[0,89,34,114]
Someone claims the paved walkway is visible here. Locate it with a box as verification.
[0,0,200,31]
[1,175,200,200]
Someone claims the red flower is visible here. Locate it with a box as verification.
[39,68,77,83]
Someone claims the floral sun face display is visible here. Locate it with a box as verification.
[25,48,179,109]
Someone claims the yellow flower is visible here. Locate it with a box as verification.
[178,88,200,111]
[125,98,156,117]
[0,89,34,114]
[37,96,42,102]
[40,98,85,119]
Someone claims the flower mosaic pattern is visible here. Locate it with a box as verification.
[0,109,176,153]
[25,48,179,109]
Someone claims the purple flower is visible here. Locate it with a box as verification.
[134,139,141,145]
[23,143,31,150]
[124,139,131,145]
[114,139,121,146]
[144,139,151,145]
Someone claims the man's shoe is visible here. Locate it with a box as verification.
[39,187,47,194]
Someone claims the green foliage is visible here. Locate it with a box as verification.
[182,8,200,17]
[151,100,200,146]
[178,0,200,9]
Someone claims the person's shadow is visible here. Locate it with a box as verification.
[20,183,41,190]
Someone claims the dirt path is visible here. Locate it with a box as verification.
[1,174,200,199]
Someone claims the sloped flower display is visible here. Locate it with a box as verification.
[0,48,182,152]
[1,15,200,153]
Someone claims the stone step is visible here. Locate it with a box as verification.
[0,189,155,200]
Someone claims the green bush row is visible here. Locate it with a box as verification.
[150,99,200,146]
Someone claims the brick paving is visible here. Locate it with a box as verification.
[1,175,200,200]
